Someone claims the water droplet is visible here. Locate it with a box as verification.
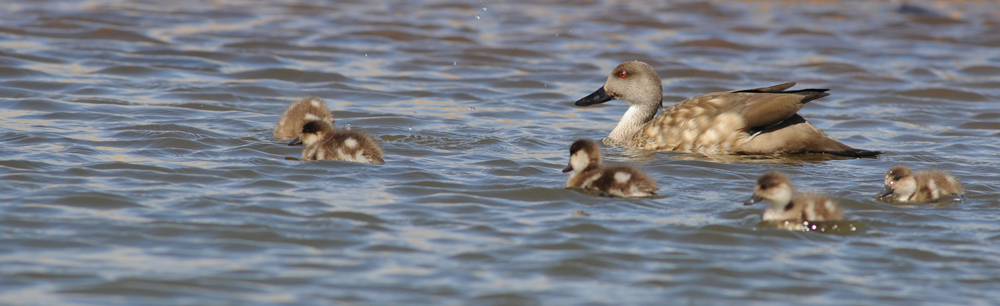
[345,123,351,130]
[483,7,487,11]
[476,15,480,19]
[555,34,559,37]
[408,126,413,131]
[453,61,457,65]
[365,54,367,57]
[469,107,476,111]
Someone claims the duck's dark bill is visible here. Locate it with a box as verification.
[562,164,573,173]
[744,195,764,206]
[575,86,613,106]
[876,185,894,198]
[288,137,303,146]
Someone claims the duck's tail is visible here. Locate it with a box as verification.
[820,148,883,158]
[808,137,882,158]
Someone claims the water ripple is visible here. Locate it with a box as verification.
[1,1,1000,305]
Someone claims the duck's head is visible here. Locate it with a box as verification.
[878,165,916,200]
[575,60,663,108]
[745,171,794,208]
[302,97,335,124]
[289,120,335,147]
[562,139,602,174]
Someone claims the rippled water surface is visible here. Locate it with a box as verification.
[2,0,1000,304]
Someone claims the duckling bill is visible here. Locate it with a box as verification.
[878,165,963,203]
[575,60,880,157]
[289,120,385,165]
[563,139,658,198]
[745,171,843,222]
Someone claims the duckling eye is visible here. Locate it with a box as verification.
[618,71,627,78]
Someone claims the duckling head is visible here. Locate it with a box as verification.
[305,97,336,124]
[562,139,602,174]
[288,120,335,147]
[575,61,663,109]
[878,164,916,200]
[745,171,794,209]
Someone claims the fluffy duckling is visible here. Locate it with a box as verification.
[878,165,963,203]
[562,139,658,198]
[574,61,880,157]
[288,120,385,165]
[273,97,335,141]
[744,171,843,222]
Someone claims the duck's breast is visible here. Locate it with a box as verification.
[302,143,323,161]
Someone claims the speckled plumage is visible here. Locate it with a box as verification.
[574,61,880,157]
[744,171,843,222]
[562,139,658,198]
[273,97,335,141]
[878,165,963,203]
[289,120,385,165]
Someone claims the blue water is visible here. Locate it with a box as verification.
[1,1,999,305]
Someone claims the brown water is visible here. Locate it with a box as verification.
[2,0,999,305]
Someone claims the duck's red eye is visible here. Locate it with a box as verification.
[618,71,627,78]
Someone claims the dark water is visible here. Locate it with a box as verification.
[2,0,999,304]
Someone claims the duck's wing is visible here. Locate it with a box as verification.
[729,84,880,157]
[736,82,797,93]
[730,83,830,131]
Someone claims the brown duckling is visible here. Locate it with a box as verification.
[745,171,843,222]
[288,120,385,165]
[274,97,335,141]
[878,165,963,203]
[562,139,658,198]
[574,60,879,157]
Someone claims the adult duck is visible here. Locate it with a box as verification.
[574,61,880,157]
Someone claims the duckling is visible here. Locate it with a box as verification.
[273,97,335,141]
[288,120,385,165]
[574,60,880,157]
[877,165,963,203]
[562,139,658,198]
[744,171,843,222]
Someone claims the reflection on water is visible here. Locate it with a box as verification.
[756,220,862,234]
[1,0,1000,305]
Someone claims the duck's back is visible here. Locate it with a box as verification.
[796,194,843,222]
[631,90,772,153]
[303,131,385,165]
[762,193,842,222]
[568,166,657,198]
[911,171,963,202]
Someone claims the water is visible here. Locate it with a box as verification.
[2,0,999,305]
